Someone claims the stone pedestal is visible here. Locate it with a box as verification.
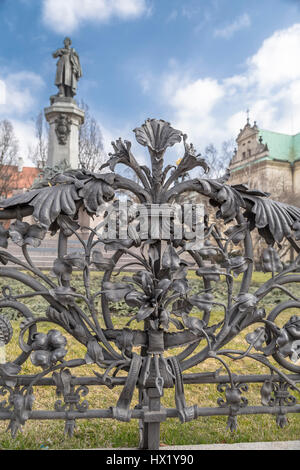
[44,97,85,169]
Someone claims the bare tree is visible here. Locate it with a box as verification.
[204,139,235,179]
[0,119,19,198]
[79,101,106,171]
[28,111,49,169]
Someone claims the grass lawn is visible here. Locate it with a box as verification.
[0,270,299,449]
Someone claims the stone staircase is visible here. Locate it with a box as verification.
[5,236,133,270]
[4,235,197,271]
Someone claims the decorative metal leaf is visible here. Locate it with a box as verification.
[197,241,218,257]
[52,215,80,237]
[172,279,189,295]
[242,194,300,244]
[64,252,86,269]
[235,294,258,314]
[169,317,185,330]
[102,139,134,172]
[136,304,155,322]
[213,185,246,223]
[182,315,206,335]
[78,174,115,214]
[224,224,247,245]
[47,307,73,332]
[52,258,72,281]
[262,247,283,273]
[162,245,181,271]
[222,256,251,277]
[124,290,145,308]
[159,309,170,331]
[92,250,115,271]
[49,286,76,305]
[292,221,300,240]
[260,380,273,406]
[196,266,221,282]
[85,339,104,364]
[189,293,214,312]
[246,327,267,351]
[175,134,209,176]
[0,362,21,378]
[0,188,41,208]
[0,224,8,249]
[102,282,133,302]
[0,315,13,345]
[30,184,80,228]
[172,299,193,316]
[133,119,182,154]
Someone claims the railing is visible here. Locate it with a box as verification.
[0,119,299,449]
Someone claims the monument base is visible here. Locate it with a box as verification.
[44,97,85,169]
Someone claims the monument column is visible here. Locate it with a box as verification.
[45,97,84,168]
[44,37,84,169]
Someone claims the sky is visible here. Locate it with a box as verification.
[1,0,300,166]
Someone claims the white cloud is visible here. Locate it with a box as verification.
[248,24,300,89]
[12,119,38,166]
[0,71,44,117]
[153,23,300,153]
[171,78,224,116]
[42,0,149,33]
[214,13,251,39]
[0,71,45,165]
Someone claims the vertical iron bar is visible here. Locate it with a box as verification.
[144,388,161,450]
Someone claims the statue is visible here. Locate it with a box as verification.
[52,37,82,98]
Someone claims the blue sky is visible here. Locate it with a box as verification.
[1,0,300,166]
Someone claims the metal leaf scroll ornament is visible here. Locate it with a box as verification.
[0,169,115,229]
[0,315,13,346]
[30,330,67,369]
[0,118,299,446]
[276,316,300,361]
[133,119,182,184]
[262,247,283,273]
[133,119,182,155]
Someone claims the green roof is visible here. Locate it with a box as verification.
[259,129,300,163]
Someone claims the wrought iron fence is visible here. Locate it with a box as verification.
[0,119,300,449]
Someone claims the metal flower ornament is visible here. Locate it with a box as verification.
[0,118,300,448]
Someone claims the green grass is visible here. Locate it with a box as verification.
[0,270,300,449]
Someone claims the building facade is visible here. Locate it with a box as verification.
[229,120,300,200]
[0,160,40,199]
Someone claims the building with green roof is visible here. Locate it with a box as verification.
[229,119,300,198]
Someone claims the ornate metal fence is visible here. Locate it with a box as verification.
[0,119,300,449]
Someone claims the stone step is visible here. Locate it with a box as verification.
[4,239,197,270]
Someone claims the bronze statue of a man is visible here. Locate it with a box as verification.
[53,37,82,98]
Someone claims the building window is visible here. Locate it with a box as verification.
[242,151,246,159]
[248,149,251,158]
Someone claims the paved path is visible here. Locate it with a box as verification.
[95,441,300,450]
[160,440,300,450]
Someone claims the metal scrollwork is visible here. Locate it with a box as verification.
[53,368,89,436]
[0,118,299,448]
